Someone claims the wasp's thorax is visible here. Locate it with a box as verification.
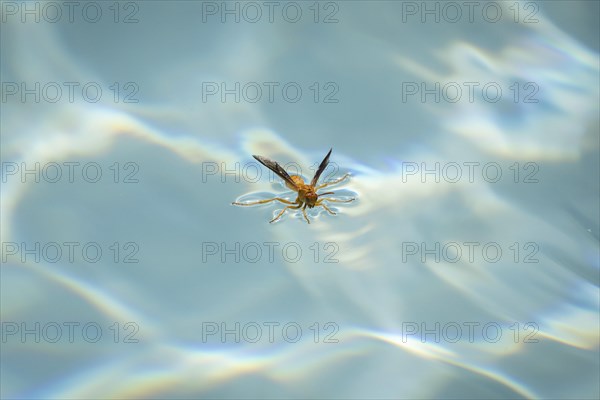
[288,176,306,189]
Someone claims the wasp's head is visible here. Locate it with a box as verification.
[307,191,333,208]
[305,191,318,208]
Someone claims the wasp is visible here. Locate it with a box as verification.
[232,148,355,224]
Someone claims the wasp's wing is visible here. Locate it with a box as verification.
[253,155,298,190]
[311,148,332,186]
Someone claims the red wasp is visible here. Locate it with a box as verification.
[232,148,355,223]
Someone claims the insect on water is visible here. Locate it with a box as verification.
[232,148,355,224]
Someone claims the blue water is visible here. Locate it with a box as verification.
[1,1,599,399]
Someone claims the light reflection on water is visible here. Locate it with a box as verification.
[1,1,598,399]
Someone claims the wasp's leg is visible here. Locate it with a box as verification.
[316,197,355,216]
[233,197,296,206]
[318,203,338,216]
[317,173,350,189]
[316,197,356,204]
[301,204,311,224]
[270,204,301,223]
